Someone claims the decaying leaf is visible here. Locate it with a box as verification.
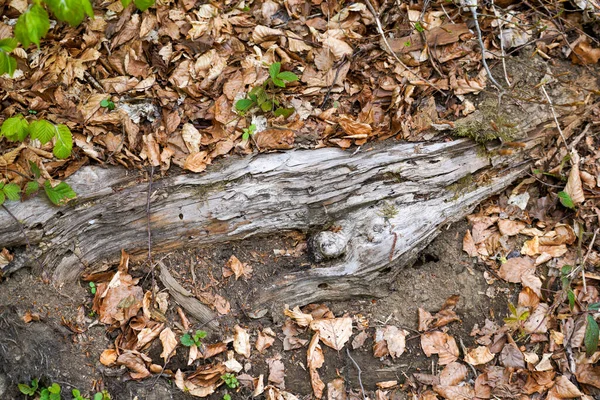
[310,317,353,350]
[421,331,460,365]
[234,325,251,358]
[464,346,495,365]
[159,327,177,362]
[284,305,314,327]
[223,255,253,280]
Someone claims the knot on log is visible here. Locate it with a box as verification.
[309,224,352,262]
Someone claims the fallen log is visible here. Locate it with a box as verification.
[0,78,592,315]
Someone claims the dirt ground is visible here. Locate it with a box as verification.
[0,220,518,399]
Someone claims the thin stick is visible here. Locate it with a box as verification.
[465,1,503,91]
[491,0,511,86]
[540,84,569,151]
[147,166,155,286]
[363,0,444,95]
[580,229,598,294]
[346,348,366,400]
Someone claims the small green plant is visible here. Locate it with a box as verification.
[18,378,39,396]
[180,330,207,347]
[72,389,88,400]
[557,191,575,210]
[89,281,97,295]
[223,393,232,400]
[1,114,73,159]
[100,99,116,111]
[504,302,530,335]
[0,181,21,206]
[40,382,61,400]
[235,62,298,117]
[242,124,256,141]
[414,21,425,33]
[93,391,111,400]
[221,373,239,389]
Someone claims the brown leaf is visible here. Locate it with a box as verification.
[564,151,585,204]
[523,303,550,334]
[498,257,535,283]
[439,362,468,386]
[499,342,525,369]
[421,331,460,365]
[93,266,143,326]
[352,331,368,349]
[576,364,600,388]
[213,293,230,315]
[310,317,353,350]
[497,219,526,236]
[256,330,276,354]
[464,346,495,365]
[462,230,478,257]
[254,129,295,150]
[201,342,228,359]
[419,308,435,331]
[267,355,285,389]
[327,378,346,400]
[308,333,325,399]
[100,349,118,366]
[382,326,407,358]
[572,38,600,64]
[181,123,201,154]
[234,325,251,358]
[159,327,177,362]
[284,305,314,327]
[547,375,583,399]
[433,384,475,400]
[183,151,209,173]
[338,115,372,137]
[223,255,253,280]
[116,350,151,380]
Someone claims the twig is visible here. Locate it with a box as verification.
[363,0,444,95]
[147,166,154,285]
[465,1,504,91]
[491,0,511,86]
[458,337,478,377]
[540,84,569,151]
[579,229,598,294]
[346,348,366,400]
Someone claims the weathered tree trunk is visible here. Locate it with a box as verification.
[2,67,592,314]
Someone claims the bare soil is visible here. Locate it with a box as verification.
[0,219,519,399]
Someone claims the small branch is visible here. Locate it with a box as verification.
[346,348,366,400]
[466,1,504,91]
[491,0,511,86]
[540,84,569,151]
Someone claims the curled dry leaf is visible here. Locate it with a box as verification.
[421,331,460,365]
[223,255,253,280]
[310,317,353,351]
[181,123,202,154]
[439,362,468,386]
[284,305,313,327]
[100,348,118,366]
[256,330,276,354]
[564,150,585,204]
[234,325,251,358]
[523,303,550,334]
[383,326,408,358]
[307,333,325,399]
[224,350,243,373]
[462,230,478,257]
[464,346,495,365]
[547,375,583,398]
[327,378,346,400]
[352,330,369,349]
[267,355,285,389]
[117,350,151,380]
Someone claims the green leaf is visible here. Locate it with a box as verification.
[29,119,56,144]
[121,0,133,7]
[134,0,155,11]
[194,330,207,340]
[94,393,104,400]
[18,383,36,395]
[274,107,294,118]
[30,161,41,179]
[235,98,254,112]
[53,124,73,159]
[269,62,281,80]
[589,302,600,311]
[558,191,575,209]
[180,333,194,347]
[50,393,61,400]
[72,389,81,396]
[48,383,61,394]
[242,132,249,141]
[271,77,285,88]
[44,180,76,205]
[223,394,231,400]
[45,0,93,27]
[414,21,424,33]
[567,289,575,311]
[584,314,599,357]
[1,114,29,141]
[0,191,5,206]
[277,71,298,82]
[100,99,109,107]
[0,51,17,77]
[25,181,39,196]
[0,37,18,52]
[3,183,21,201]
[260,100,273,112]
[14,4,50,48]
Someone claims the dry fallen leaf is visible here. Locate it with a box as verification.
[159,327,177,362]
[421,331,460,365]
[256,330,276,354]
[307,333,325,399]
[100,348,118,366]
[284,305,314,327]
[234,325,251,358]
[310,317,353,350]
[267,355,285,389]
[464,346,495,365]
[223,255,253,280]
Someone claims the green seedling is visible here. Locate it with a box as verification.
[223,393,232,400]
[89,282,97,295]
[235,62,298,117]
[94,390,111,400]
[73,388,88,400]
[221,373,239,389]
[40,382,61,400]
[557,191,575,210]
[18,379,39,396]
[181,329,207,347]
[100,99,116,111]
[242,124,256,141]
[504,302,529,335]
